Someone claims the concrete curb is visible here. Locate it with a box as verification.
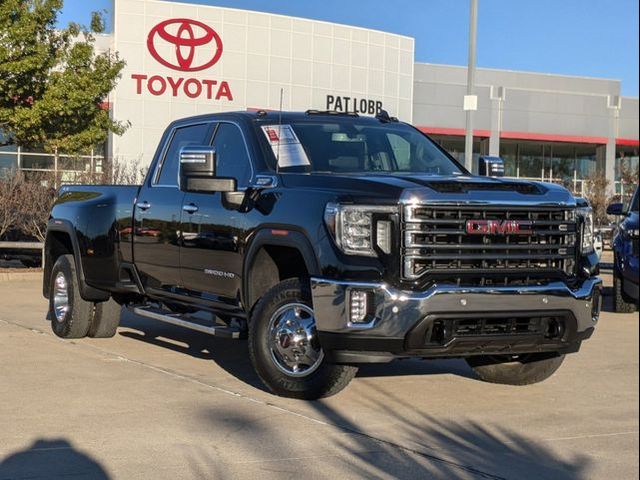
[0,271,43,283]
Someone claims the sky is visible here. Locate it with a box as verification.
[58,0,639,97]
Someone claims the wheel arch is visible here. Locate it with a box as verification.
[43,220,110,302]
[243,228,320,317]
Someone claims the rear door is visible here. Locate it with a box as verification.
[134,122,214,293]
[179,122,253,308]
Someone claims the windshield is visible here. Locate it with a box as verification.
[261,120,465,176]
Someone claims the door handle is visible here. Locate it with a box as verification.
[182,203,199,214]
[137,201,151,211]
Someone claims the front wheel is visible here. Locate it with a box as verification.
[248,278,358,399]
[614,265,637,313]
[466,353,565,385]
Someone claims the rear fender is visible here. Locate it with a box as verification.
[43,219,110,302]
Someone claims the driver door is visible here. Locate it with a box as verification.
[179,122,253,306]
[133,122,214,293]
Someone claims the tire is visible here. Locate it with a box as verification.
[614,265,637,313]
[88,298,122,338]
[248,278,358,399]
[466,353,565,385]
[49,254,95,339]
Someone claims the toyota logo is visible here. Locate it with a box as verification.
[147,19,223,72]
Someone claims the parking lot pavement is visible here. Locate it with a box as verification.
[0,276,638,480]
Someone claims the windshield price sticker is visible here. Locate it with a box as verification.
[261,125,311,168]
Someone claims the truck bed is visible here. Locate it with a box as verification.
[49,184,140,292]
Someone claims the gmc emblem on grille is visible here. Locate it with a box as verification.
[465,220,534,235]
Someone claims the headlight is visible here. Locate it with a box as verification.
[577,206,594,254]
[324,203,396,257]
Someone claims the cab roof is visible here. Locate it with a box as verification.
[167,110,399,129]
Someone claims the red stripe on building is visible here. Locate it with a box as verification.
[418,126,491,137]
[616,138,640,147]
[499,131,608,144]
[418,126,610,145]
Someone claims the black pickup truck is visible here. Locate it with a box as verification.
[43,110,602,399]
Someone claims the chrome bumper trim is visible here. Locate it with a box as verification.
[310,277,602,338]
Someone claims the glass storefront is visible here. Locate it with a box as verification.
[0,143,105,183]
[501,142,518,177]
[516,142,545,179]
[0,145,18,175]
[429,135,486,167]
[430,135,599,195]
[615,145,639,198]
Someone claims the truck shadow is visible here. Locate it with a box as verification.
[191,383,591,480]
[118,313,266,390]
[118,312,477,393]
[0,439,110,479]
[118,314,592,479]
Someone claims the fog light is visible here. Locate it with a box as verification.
[348,289,371,324]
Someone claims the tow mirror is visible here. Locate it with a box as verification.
[606,203,624,216]
[179,146,236,193]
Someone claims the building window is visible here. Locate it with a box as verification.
[501,141,518,177]
[429,135,484,167]
[0,145,18,175]
[496,141,598,195]
[615,147,639,180]
[574,145,596,179]
[615,146,639,197]
[517,142,544,179]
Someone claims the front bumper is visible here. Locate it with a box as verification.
[311,277,602,363]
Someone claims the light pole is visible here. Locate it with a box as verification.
[464,0,478,172]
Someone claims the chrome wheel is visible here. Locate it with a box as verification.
[53,272,70,323]
[267,303,324,377]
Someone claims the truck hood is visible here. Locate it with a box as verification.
[279,173,578,207]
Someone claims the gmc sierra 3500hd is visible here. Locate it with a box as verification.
[43,110,602,399]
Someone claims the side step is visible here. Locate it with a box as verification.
[131,306,242,339]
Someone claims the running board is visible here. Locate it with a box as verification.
[131,306,242,339]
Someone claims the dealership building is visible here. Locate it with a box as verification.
[2,0,638,195]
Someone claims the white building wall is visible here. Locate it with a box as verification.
[110,0,414,166]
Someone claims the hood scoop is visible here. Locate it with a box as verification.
[408,178,545,195]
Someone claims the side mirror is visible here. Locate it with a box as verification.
[478,156,505,177]
[179,146,236,193]
[606,203,624,216]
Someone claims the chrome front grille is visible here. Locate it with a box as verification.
[402,205,578,286]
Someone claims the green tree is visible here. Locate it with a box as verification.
[0,0,128,154]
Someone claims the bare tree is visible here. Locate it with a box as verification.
[0,170,22,239]
[16,172,57,242]
[3,157,147,244]
[106,157,147,185]
[583,171,613,225]
[67,157,147,186]
[619,162,639,208]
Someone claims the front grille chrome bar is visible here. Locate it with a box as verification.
[402,205,578,285]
